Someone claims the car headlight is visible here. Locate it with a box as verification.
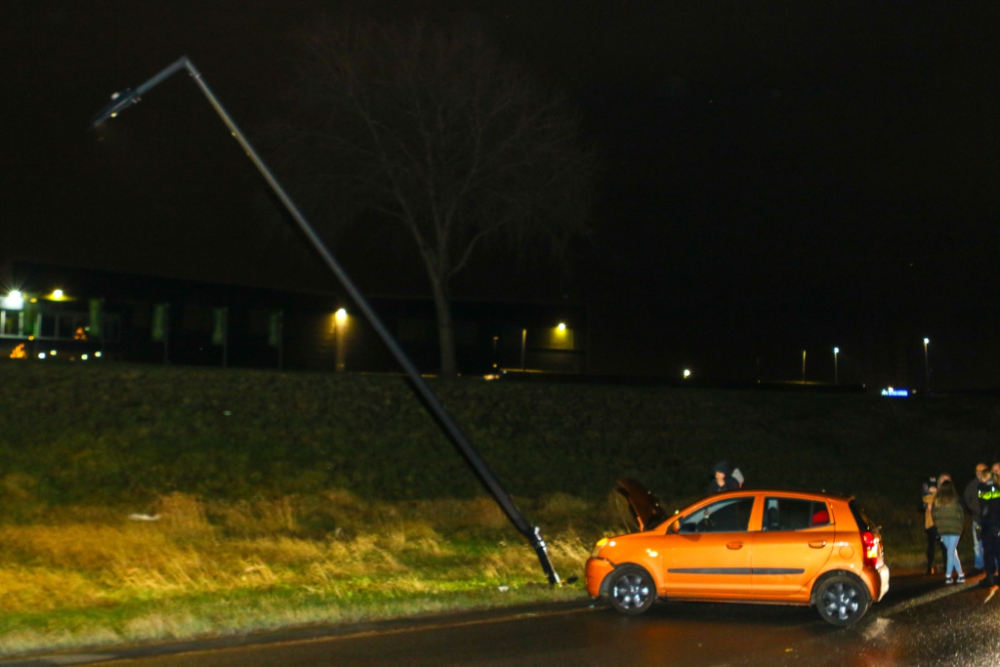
[592,537,616,558]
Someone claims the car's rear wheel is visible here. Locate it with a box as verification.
[814,573,871,626]
[606,564,656,615]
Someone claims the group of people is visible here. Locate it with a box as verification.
[923,463,1000,587]
[701,460,1000,587]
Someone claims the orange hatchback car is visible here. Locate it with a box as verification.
[587,479,889,626]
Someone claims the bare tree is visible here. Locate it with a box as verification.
[275,19,596,376]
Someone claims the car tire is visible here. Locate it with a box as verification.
[813,573,872,626]
[606,564,657,615]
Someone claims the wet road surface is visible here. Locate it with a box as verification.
[5,575,999,667]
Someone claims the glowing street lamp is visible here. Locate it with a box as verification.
[833,347,839,385]
[334,308,348,372]
[683,369,691,379]
[2,290,24,310]
[923,338,930,391]
[88,57,561,585]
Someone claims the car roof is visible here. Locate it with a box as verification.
[703,489,853,502]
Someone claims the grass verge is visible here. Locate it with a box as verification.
[0,491,607,657]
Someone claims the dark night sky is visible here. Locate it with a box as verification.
[2,1,998,389]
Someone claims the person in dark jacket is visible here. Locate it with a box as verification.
[978,468,1000,587]
[706,460,740,495]
[964,463,988,571]
[922,477,947,575]
[932,480,965,584]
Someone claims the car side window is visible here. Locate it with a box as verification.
[762,497,831,531]
[679,497,755,533]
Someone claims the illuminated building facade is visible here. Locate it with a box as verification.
[1,262,588,375]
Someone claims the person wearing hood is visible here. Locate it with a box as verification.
[707,460,740,495]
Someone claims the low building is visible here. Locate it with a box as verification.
[0,262,588,375]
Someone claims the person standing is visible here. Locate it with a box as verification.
[964,463,988,571]
[978,468,1000,587]
[932,480,965,584]
[706,461,740,494]
[922,477,947,575]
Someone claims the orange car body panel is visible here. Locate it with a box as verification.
[586,490,886,606]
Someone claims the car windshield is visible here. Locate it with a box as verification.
[678,497,754,533]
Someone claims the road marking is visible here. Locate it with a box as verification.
[43,657,118,666]
[14,605,598,666]
[0,656,120,667]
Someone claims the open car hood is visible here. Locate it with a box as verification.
[616,478,668,532]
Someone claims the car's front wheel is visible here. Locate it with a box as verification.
[813,573,872,626]
[605,564,657,615]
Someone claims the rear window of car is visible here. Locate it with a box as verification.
[762,497,831,531]
[849,499,873,531]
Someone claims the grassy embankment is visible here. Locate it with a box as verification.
[0,361,996,654]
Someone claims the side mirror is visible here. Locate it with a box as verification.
[669,520,680,534]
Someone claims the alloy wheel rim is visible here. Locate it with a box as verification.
[822,582,860,621]
[612,573,650,609]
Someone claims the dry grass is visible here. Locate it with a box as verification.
[1,489,923,657]
[0,491,600,657]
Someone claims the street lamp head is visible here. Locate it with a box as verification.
[2,290,24,310]
[924,338,930,345]
[91,88,142,129]
[833,347,839,354]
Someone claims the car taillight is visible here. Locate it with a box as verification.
[861,530,880,568]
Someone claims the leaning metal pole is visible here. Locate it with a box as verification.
[90,57,559,584]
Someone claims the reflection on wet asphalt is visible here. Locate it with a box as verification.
[739,582,1000,667]
[9,576,1000,667]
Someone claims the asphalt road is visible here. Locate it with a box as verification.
[5,574,998,667]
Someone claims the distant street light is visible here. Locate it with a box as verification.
[801,350,807,383]
[335,308,348,372]
[88,56,561,585]
[1,290,24,310]
[833,347,840,385]
[923,338,931,392]
[683,369,691,379]
[520,328,528,371]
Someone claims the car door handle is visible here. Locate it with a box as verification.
[726,541,744,550]
[808,541,827,548]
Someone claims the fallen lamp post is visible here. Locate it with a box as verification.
[89,56,560,585]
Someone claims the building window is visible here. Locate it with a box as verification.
[0,310,23,337]
[182,305,214,332]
